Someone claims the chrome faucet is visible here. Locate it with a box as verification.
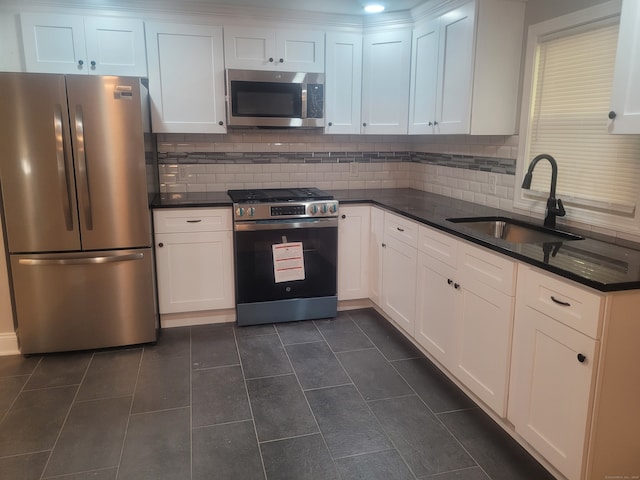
[521,154,566,228]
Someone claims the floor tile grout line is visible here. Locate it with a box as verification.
[191,417,254,432]
[243,371,296,382]
[302,381,354,393]
[113,344,145,480]
[331,446,403,461]
[191,362,241,372]
[275,324,346,480]
[38,351,95,480]
[232,324,269,480]
[189,327,194,480]
[366,392,420,404]
[257,430,322,445]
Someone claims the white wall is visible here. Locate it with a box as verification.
[0,12,24,72]
[0,210,17,354]
[524,0,614,27]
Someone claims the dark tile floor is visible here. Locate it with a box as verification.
[0,308,556,480]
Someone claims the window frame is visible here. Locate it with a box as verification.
[513,0,640,234]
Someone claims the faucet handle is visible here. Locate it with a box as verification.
[556,198,566,217]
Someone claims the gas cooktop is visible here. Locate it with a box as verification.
[227,187,333,203]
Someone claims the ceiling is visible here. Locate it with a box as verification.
[147,0,424,16]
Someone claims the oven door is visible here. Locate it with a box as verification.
[234,218,337,304]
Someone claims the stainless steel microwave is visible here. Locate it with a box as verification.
[226,69,324,128]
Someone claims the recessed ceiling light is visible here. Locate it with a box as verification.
[364,4,385,13]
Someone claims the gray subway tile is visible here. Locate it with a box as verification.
[286,341,350,390]
[191,323,239,369]
[237,334,292,379]
[192,365,251,427]
[314,314,373,353]
[76,349,141,401]
[261,433,339,480]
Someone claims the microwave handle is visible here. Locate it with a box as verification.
[301,85,307,119]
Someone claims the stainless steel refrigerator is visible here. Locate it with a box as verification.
[0,73,157,354]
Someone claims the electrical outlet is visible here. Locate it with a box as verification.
[178,165,188,182]
[349,161,359,176]
[488,174,498,194]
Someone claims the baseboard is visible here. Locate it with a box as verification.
[0,331,20,356]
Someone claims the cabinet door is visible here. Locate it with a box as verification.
[369,207,385,306]
[361,29,411,134]
[146,23,226,133]
[21,13,87,74]
[509,306,598,480]
[454,276,513,416]
[435,1,476,134]
[382,236,417,335]
[415,252,457,368]
[155,231,234,314]
[325,32,362,134]
[408,19,439,134]
[83,17,147,76]
[609,0,640,133]
[276,29,325,73]
[338,206,370,300]
[223,26,276,70]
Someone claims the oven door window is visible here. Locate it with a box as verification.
[235,224,337,303]
[231,81,302,118]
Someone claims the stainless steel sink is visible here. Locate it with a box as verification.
[446,216,584,244]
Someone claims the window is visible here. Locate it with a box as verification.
[515,2,640,233]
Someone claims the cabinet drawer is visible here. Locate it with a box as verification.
[154,208,232,234]
[516,265,603,339]
[384,212,418,248]
[459,242,516,296]
[418,225,458,268]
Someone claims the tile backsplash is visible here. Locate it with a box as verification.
[157,130,518,210]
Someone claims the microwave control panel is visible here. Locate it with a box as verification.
[307,84,324,119]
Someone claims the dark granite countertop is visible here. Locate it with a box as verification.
[153,189,640,292]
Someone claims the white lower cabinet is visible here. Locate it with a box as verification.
[154,208,234,314]
[338,205,370,300]
[415,226,515,416]
[381,212,418,335]
[369,207,385,305]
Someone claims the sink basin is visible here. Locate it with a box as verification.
[446,216,584,244]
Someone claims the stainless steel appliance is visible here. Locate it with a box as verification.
[228,188,338,326]
[0,73,157,354]
[226,69,324,128]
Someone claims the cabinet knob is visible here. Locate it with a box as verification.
[90,60,96,69]
[577,353,586,363]
[608,111,617,120]
[269,57,274,62]
[447,279,453,285]
[362,122,367,127]
[454,283,460,290]
[382,243,386,248]
[328,122,333,127]
[158,242,164,248]
[433,121,439,126]
[279,58,284,63]
[341,214,346,219]
[218,121,224,126]
[428,122,433,126]
[77,59,84,67]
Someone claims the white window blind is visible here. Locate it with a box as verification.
[528,20,640,216]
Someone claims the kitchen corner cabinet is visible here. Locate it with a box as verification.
[223,27,324,72]
[415,225,515,416]
[409,0,524,134]
[20,13,147,76]
[324,32,363,134]
[381,212,418,335]
[338,206,370,300]
[154,208,234,314]
[361,28,412,134]
[609,0,640,133]
[145,22,226,134]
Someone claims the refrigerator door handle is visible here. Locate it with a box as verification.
[74,105,93,230]
[54,105,74,231]
[18,252,144,266]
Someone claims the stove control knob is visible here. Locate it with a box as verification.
[321,204,328,214]
[248,207,255,217]
[329,203,337,214]
[237,207,245,217]
[310,204,318,215]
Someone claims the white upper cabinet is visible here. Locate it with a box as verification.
[20,13,147,76]
[325,32,363,134]
[409,0,525,135]
[145,22,226,134]
[609,0,640,133]
[361,28,412,134]
[224,27,324,72]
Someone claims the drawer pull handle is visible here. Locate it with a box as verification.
[447,279,453,285]
[577,353,586,363]
[551,296,571,307]
[454,283,460,290]
[397,227,405,232]
[186,219,202,223]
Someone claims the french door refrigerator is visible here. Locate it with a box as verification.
[0,73,157,354]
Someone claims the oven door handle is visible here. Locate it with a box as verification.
[235,218,338,231]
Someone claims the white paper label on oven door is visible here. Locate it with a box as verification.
[272,242,305,283]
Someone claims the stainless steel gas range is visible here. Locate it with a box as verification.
[227,188,339,326]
